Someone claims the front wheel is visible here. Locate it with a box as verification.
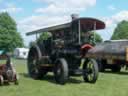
[83,59,99,83]
[54,58,68,85]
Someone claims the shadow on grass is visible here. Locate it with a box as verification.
[19,73,29,78]
[41,75,82,84]
[0,82,18,87]
[19,73,83,84]
[101,71,128,75]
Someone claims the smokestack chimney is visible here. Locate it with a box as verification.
[71,14,79,20]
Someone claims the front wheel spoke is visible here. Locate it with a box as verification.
[87,74,92,81]
[87,73,94,81]
[87,62,90,68]
[90,63,94,69]
[88,62,94,69]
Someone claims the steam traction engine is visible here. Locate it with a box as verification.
[26,15,105,84]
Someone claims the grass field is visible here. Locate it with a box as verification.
[0,59,128,96]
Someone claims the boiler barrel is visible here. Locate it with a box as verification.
[86,40,128,60]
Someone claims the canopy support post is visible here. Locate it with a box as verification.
[78,20,81,44]
[93,22,96,43]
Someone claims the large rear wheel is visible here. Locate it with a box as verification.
[54,58,68,85]
[83,59,99,83]
[27,46,47,79]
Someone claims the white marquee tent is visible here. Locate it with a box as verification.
[14,48,29,59]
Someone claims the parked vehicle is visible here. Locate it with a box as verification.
[14,48,29,59]
[0,50,19,85]
[26,15,105,84]
[86,40,128,72]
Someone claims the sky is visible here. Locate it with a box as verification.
[0,0,128,46]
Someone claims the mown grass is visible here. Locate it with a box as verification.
[0,58,128,96]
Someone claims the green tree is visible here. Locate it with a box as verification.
[89,32,103,45]
[94,32,103,43]
[37,32,52,43]
[0,12,24,52]
[111,20,128,40]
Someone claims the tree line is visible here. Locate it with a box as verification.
[0,12,24,52]
[0,12,128,52]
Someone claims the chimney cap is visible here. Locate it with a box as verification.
[71,14,79,20]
